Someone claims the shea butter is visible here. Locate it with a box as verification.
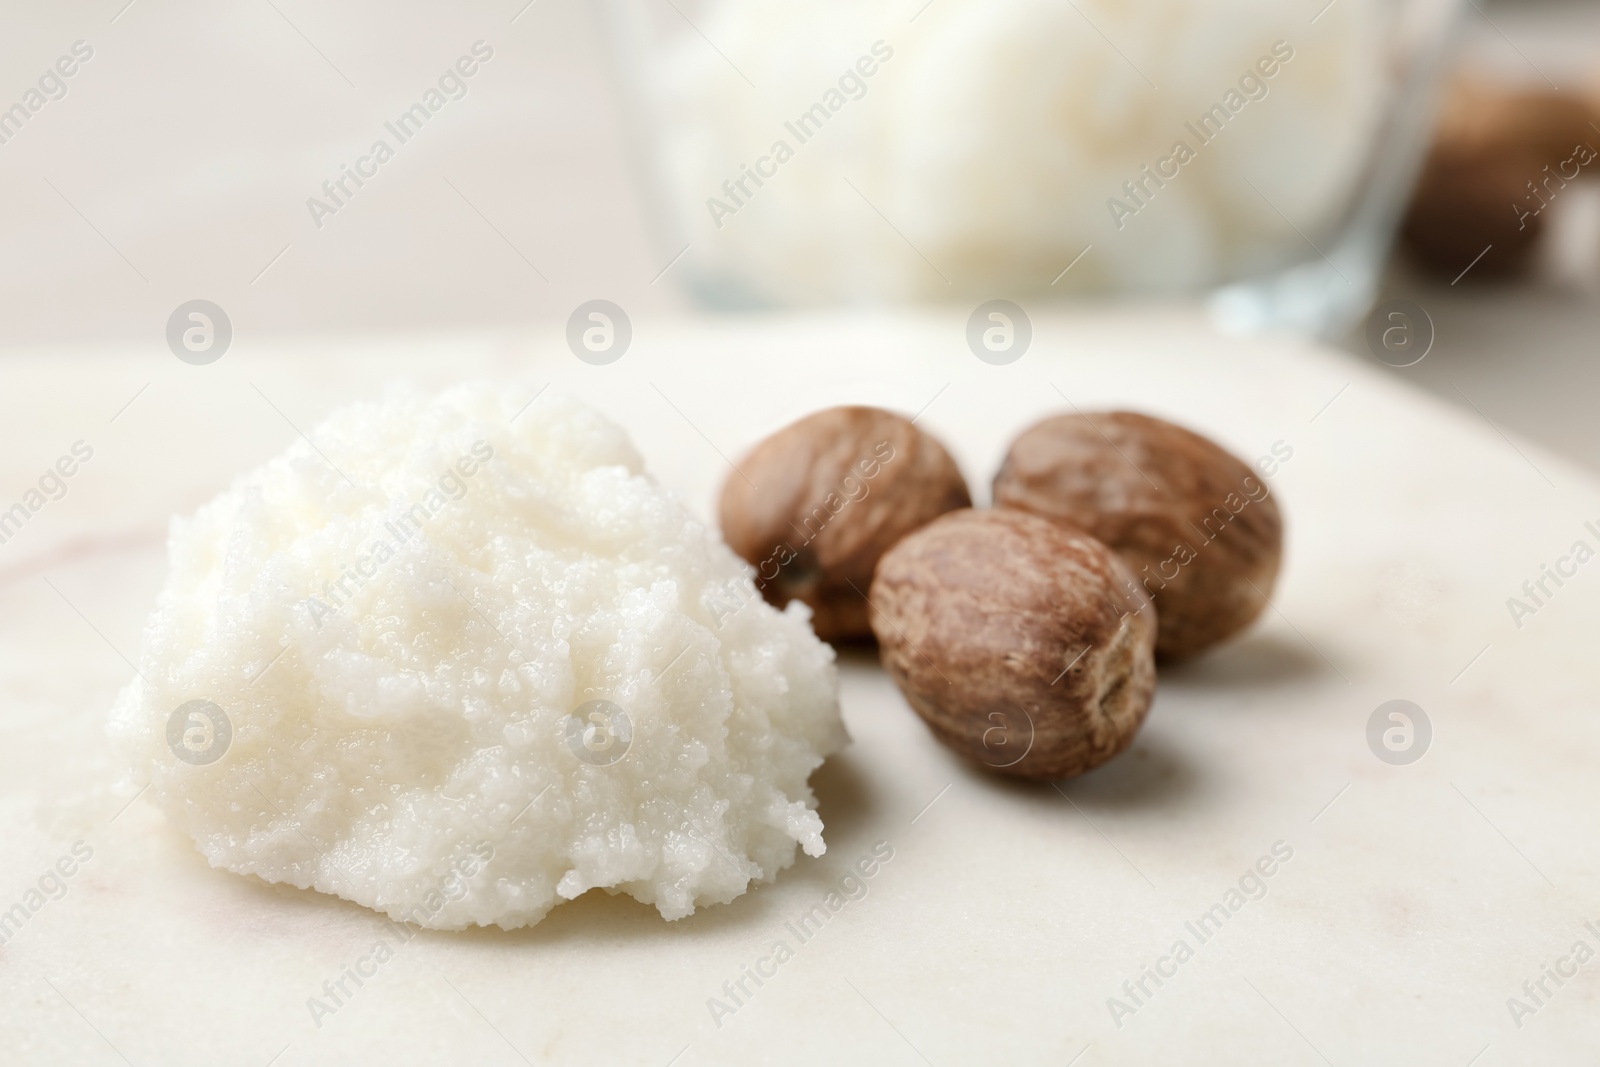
[109,383,847,929]
[652,0,1385,302]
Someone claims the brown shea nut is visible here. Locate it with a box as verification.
[869,509,1156,780]
[1401,80,1600,280]
[719,406,971,642]
[993,411,1282,660]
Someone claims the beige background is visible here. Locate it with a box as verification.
[0,1,1596,466]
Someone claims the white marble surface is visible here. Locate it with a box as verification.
[2,309,1598,1065]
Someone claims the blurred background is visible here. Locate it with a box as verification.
[1,0,1596,459]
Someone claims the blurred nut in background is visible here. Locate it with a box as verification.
[993,411,1283,660]
[1402,80,1600,279]
[869,509,1156,780]
[719,406,971,643]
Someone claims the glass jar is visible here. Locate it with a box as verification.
[602,0,1465,336]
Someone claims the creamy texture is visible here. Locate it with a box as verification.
[108,383,847,929]
[653,0,1386,302]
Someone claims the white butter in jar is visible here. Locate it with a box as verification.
[648,0,1386,303]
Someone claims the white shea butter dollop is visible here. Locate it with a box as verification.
[108,383,848,929]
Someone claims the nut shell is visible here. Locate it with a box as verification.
[719,406,971,642]
[1402,156,1546,278]
[1402,81,1600,279]
[869,508,1157,780]
[993,411,1281,660]
[1427,81,1598,167]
